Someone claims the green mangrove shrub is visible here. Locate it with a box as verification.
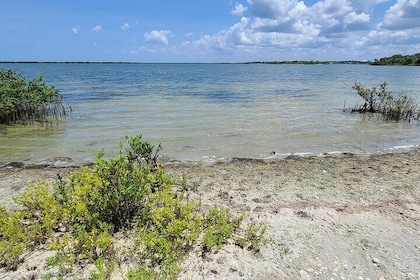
[0,135,268,279]
[351,81,420,121]
[0,69,69,125]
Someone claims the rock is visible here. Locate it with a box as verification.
[296,210,312,219]
[3,162,25,168]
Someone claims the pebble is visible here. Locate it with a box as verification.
[299,270,311,279]
[371,258,381,266]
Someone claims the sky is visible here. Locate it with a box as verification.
[1,0,420,62]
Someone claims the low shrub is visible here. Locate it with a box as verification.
[0,135,269,279]
[0,69,70,125]
[351,81,419,122]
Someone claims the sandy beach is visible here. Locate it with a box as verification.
[1,150,419,279]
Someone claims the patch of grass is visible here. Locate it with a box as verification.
[0,134,269,279]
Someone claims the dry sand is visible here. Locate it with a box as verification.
[1,150,419,279]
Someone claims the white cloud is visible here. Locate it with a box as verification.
[72,25,80,35]
[343,12,370,31]
[380,0,420,30]
[231,3,248,16]
[247,0,301,19]
[344,11,370,24]
[91,25,102,32]
[244,0,374,36]
[140,0,420,61]
[144,30,172,45]
[245,0,372,36]
[121,23,130,31]
[179,0,393,60]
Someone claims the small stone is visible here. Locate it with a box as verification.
[371,258,381,266]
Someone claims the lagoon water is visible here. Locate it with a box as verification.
[1,63,420,164]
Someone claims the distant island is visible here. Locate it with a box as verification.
[370,53,420,66]
[245,60,368,65]
[246,53,420,66]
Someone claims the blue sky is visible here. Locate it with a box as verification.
[1,0,419,62]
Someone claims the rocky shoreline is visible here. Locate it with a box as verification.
[1,150,419,279]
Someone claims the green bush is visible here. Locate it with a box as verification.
[351,81,420,122]
[0,135,269,279]
[0,69,69,125]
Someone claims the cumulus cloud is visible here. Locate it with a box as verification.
[380,0,420,30]
[72,25,80,35]
[231,3,248,16]
[343,11,370,31]
[247,0,301,19]
[244,0,375,37]
[344,11,370,24]
[168,0,420,61]
[121,23,130,30]
[91,25,102,32]
[144,30,172,45]
[179,0,401,60]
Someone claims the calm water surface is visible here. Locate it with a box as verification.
[1,63,419,164]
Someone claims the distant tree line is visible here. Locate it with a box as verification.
[370,53,420,66]
[246,60,368,65]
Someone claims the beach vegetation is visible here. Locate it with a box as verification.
[351,81,420,122]
[235,222,270,252]
[0,134,269,279]
[0,69,70,125]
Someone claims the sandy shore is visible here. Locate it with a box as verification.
[1,150,419,279]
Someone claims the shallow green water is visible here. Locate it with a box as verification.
[1,63,419,164]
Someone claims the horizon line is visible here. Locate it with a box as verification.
[0,60,371,64]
